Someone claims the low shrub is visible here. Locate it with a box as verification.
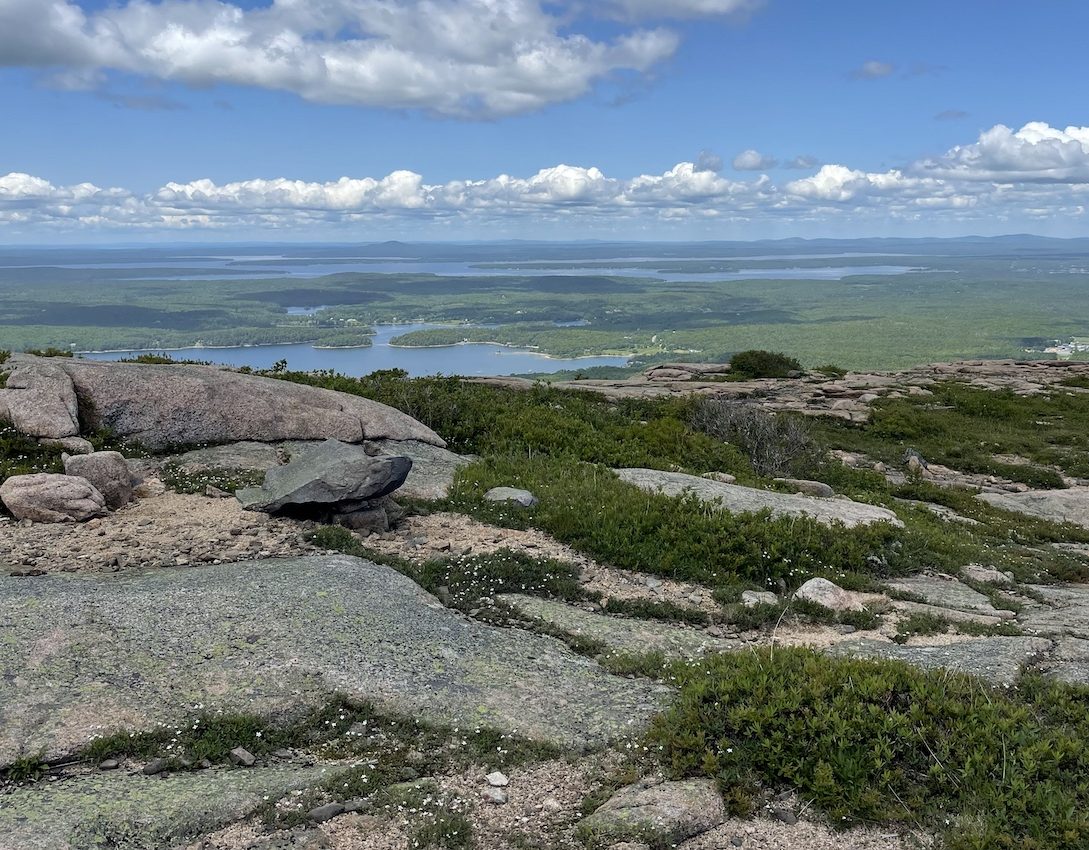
[23,347,73,358]
[447,455,901,589]
[688,399,820,477]
[728,349,802,379]
[652,648,1089,849]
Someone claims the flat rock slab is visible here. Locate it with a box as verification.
[828,636,1052,685]
[0,556,668,766]
[499,595,737,659]
[977,488,1089,529]
[367,439,474,501]
[614,468,902,529]
[1037,637,1089,686]
[0,765,330,850]
[888,575,1014,619]
[1021,584,1089,638]
[170,442,284,474]
[3,355,445,450]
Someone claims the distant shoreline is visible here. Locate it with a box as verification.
[389,338,635,361]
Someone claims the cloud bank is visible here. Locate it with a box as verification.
[3,123,1087,234]
[0,0,763,117]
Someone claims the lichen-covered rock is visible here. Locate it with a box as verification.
[828,636,1052,686]
[64,451,136,510]
[0,765,331,850]
[499,594,736,659]
[578,778,726,847]
[0,555,669,765]
[614,468,902,528]
[236,439,411,514]
[0,473,106,522]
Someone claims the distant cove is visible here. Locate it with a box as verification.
[83,323,631,377]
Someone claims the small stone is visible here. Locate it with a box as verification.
[483,787,509,805]
[307,802,346,823]
[486,770,509,787]
[273,749,293,759]
[142,758,170,776]
[644,577,663,590]
[731,838,744,848]
[741,590,778,608]
[98,759,119,771]
[483,487,539,508]
[229,746,256,767]
[540,796,563,813]
[773,808,798,825]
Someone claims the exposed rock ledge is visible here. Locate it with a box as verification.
[614,468,903,528]
[0,355,443,449]
[0,555,668,766]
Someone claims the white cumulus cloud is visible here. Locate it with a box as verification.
[732,149,778,171]
[920,122,1089,183]
[3,123,1088,233]
[0,0,770,117]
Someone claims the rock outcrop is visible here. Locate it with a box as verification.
[614,468,903,528]
[829,636,1052,686]
[0,355,444,450]
[0,555,669,765]
[0,473,107,523]
[977,487,1089,529]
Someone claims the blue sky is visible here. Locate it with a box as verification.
[1,0,1088,241]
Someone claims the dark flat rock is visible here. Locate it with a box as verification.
[236,439,410,513]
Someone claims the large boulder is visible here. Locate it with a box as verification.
[0,473,107,523]
[614,468,903,529]
[236,439,410,515]
[0,358,79,438]
[63,451,136,510]
[1,355,445,450]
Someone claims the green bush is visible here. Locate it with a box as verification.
[652,648,1089,849]
[813,381,1089,485]
[689,399,819,477]
[270,369,754,477]
[24,347,73,358]
[728,349,802,379]
[446,455,901,589]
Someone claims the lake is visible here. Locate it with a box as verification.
[83,323,631,377]
[6,254,921,283]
